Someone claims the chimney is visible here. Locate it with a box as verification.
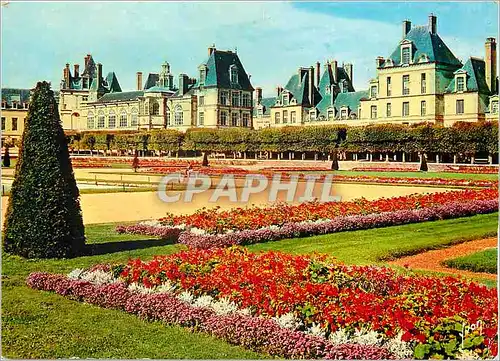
[208,44,216,57]
[344,63,353,83]
[255,87,262,104]
[402,20,411,38]
[376,56,385,68]
[64,63,70,88]
[179,74,189,95]
[96,63,102,89]
[316,61,321,87]
[84,54,90,69]
[331,60,338,83]
[276,86,283,96]
[74,64,80,78]
[136,72,143,90]
[485,37,497,93]
[428,14,437,35]
[308,66,314,105]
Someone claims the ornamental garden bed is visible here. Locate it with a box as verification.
[443,248,498,274]
[116,189,498,249]
[27,248,498,359]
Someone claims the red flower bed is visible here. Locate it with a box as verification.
[350,167,417,172]
[158,189,498,234]
[117,248,498,359]
[444,166,499,174]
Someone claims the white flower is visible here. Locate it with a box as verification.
[80,270,116,285]
[352,327,383,346]
[193,294,214,308]
[273,312,302,330]
[155,281,176,294]
[329,328,350,345]
[237,307,253,316]
[455,349,481,360]
[189,227,208,236]
[306,322,326,338]
[127,282,155,294]
[385,332,414,359]
[211,297,239,315]
[177,290,195,304]
[67,268,85,280]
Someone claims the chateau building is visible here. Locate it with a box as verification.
[1,88,31,145]
[357,14,498,125]
[59,46,254,133]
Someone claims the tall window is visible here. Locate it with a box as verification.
[220,91,228,105]
[492,101,499,114]
[386,103,391,117]
[231,112,239,126]
[421,73,427,94]
[165,107,171,127]
[199,112,204,126]
[283,110,288,123]
[421,101,426,116]
[131,108,138,126]
[200,68,206,84]
[456,99,465,114]
[370,85,377,99]
[242,93,251,107]
[97,111,105,128]
[282,93,289,105]
[220,111,228,126]
[402,75,410,95]
[457,77,465,92]
[275,112,280,124]
[11,118,17,131]
[199,96,205,106]
[402,46,411,65]
[387,77,392,96]
[291,111,296,123]
[370,105,377,119]
[232,92,240,107]
[327,109,334,120]
[152,102,160,115]
[403,102,410,117]
[120,111,128,127]
[242,113,250,127]
[108,110,116,128]
[230,65,238,83]
[87,112,94,129]
[309,110,317,121]
[175,105,183,125]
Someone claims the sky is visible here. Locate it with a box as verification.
[1,1,498,97]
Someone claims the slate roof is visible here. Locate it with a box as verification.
[105,72,122,93]
[445,57,491,94]
[387,26,462,67]
[334,90,369,112]
[144,73,159,90]
[317,66,354,94]
[145,85,176,94]
[253,96,276,116]
[1,88,31,106]
[96,91,144,103]
[282,71,322,106]
[201,50,253,91]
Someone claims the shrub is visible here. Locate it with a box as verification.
[3,145,11,167]
[3,81,85,258]
[419,154,428,172]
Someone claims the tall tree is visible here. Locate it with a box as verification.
[3,82,85,258]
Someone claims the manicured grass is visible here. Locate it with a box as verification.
[247,213,499,265]
[443,248,498,274]
[3,214,498,358]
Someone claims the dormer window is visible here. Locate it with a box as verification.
[401,44,412,65]
[384,59,394,68]
[456,76,466,92]
[200,67,206,85]
[340,107,349,120]
[327,108,335,120]
[418,54,430,63]
[370,85,377,99]
[230,65,238,84]
[282,92,289,106]
[342,80,348,93]
[309,109,317,121]
[492,101,498,114]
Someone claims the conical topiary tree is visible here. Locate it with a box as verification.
[3,145,11,167]
[202,151,209,167]
[419,153,428,172]
[331,151,339,170]
[3,81,85,258]
[132,149,139,172]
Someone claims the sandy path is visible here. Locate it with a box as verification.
[1,183,451,225]
[389,238,498,280]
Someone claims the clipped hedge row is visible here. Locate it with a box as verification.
[67,122,498,156]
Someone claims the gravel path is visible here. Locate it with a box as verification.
[389,238,498,280]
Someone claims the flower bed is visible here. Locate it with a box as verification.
[444,166,499,174]
[350,167,418,172]
[28,248,498,359]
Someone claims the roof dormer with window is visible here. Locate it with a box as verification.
[229,64,238,84]
[400,40,413,66]
[454,70,468,92]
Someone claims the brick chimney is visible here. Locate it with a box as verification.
[276,86,283,96]
[84,54,91,69]
[208,44,216,57]
[344,63,353,83]
[136,72,143,90]
[96,63,103,89]
[376,56,385,68]
[402,20,411,38]
[64,63,70,88]
[255,87,262,104]
[308,66,314,106]
[331,60,338,83]
[316,61,321,87]
[74,64,80,78]
[485,37,497,93]
[179,74,189,95]
[428,14,437,35]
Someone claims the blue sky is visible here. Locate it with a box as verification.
[1,1,498,96]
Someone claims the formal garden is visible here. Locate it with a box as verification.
[2,82,498,359]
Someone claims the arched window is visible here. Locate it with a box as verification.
[108,110,116,128]
[230,65,238,83]
[152,101,160,115]
[174,105,183,125]
[120,110,128,127]
[165,106,170,127]
[97,111,105,128]
[87,111,94,129]
[131,108,138,127]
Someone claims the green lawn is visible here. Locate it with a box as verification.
[2,214,498,358]
[443,248,498,274]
